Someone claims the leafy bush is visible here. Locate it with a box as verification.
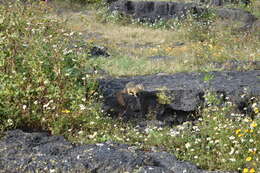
[0,1,100,134]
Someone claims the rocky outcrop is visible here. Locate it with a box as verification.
[199,0,251,6]
[110,1,207,21]
[215,7,257,24]
[0,130,235,173]
[251,19,260,32]
[110,0,257,28]
[99,70,260,125]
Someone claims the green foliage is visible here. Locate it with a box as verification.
[156,88,172,105]
[203,73,215,82]
[0,1,100,133]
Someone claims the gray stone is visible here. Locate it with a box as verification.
[99,70,260,125]
[110,0,257,30]
[90,45,110,57]
[110,1,207,21]
[251,19,260,32]
[215,8,257,24]
[0,130,235,173]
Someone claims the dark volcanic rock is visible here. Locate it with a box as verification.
[215,8,257,24]
[251,19,260,32]
[99,70,260,124]
[110,0,207,21]
[110,0,257,28]
[90,45,110,57]
[0,130,234,173]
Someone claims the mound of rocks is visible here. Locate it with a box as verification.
[109,0,257,29]
[215,7,256,24]
[99,70,260,125]
[0,130,234,173]
[110,1,208,21]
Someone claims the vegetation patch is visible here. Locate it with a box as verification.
[0,1,102,136]
[0,0,260,172]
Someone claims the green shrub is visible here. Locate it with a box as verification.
[0,1,100,134]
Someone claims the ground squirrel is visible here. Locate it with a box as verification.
[116,82,144,107]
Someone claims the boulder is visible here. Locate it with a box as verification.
[251,19,260,32]
[109,0,257,28]
[110,0,207,21]
[90,45,110,57]
[99,70,260,125]
[0,130,235,173]
[215,7,257,24]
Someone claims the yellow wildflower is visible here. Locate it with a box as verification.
[250,122,257,128]
[246,157,252,161]
[243,168,249,173]
[236,129,241,134]
[238,134,244,137]
[249,168,255,173]
[249,149,257,154]
[62,109,70,113]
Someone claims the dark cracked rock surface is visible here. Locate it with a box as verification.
[99,70,260,124]
[0,130,235,173]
